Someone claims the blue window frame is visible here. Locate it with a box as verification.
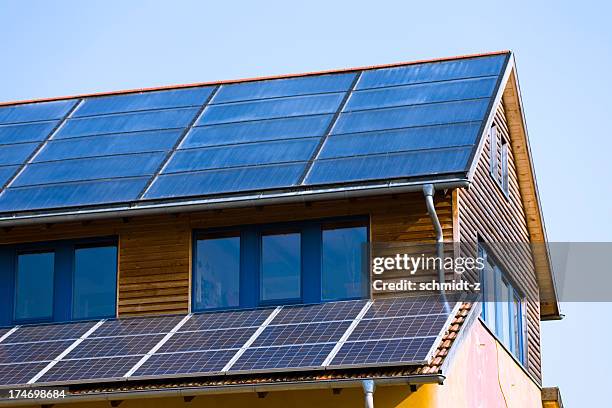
[0,237,118,327]
[479,244,526,363]
[192,217,369,312]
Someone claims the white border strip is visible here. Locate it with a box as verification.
[321,300,373,367]
[0,326,19,344]
[28,319,106,384]
[123,313,193,378]
[221,306,283,372]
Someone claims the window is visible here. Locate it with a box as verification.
[479,245,526,363]
[73,245,117,319]
[322,224,368,301]
[489,124,510,196]
[0,237,118,326]
[192,217,369,311]
[194,235,240,311]
[14,252,55,322]
[261,232,301,302]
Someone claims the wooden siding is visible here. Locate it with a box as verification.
[457,100,542,383]
[0,192,453,317]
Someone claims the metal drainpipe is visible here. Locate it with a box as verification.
[362,379,375,408]
[422,184,450,313]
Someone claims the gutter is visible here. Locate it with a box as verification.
[0,178,470,228]
[0,374,445,406]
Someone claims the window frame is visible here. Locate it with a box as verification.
[0,236,118,327]
[479,244,526,364]
[192,216,370,312]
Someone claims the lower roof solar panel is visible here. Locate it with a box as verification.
[0,362,49,388]
[37,356,142,385]
[329,337,435,367]
[228,343,334,373]
[132,350,236,378]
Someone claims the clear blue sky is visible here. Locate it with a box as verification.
[1,1,610,405]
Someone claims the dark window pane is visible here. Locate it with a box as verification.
[194,237,240,310]
[322,226,367,300]
[15,252,54,321]
[261,233,301,301]
[73,246,117,319]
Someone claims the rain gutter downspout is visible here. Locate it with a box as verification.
[423,184,450,313]
[362,379,375,408]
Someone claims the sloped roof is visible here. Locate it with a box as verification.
[0,51,510,222]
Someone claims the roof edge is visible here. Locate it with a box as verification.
[0,50,511,108]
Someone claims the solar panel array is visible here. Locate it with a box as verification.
[0,53,508,215]
[0,297,456,388]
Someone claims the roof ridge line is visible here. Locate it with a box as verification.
[0,51,511,108]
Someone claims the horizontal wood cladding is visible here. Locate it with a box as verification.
[458,101,542,383]
[0,192,453,317]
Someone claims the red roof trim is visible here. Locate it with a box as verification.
[0,50,511,107]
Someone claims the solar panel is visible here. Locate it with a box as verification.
[0,121,58,144]
[133,350,235,378]
[363,296,451,319]
[158,328,257,353]
[13,152,166,187]
[251,321,351,347]
[272,300,367,324]
[306,147,473,185]
[37,356,142,384]
[3,321,97,344]
[0,362,49,387]
[144,163,306,199]
[329,337,434,367]
[0,340,73,364]
[182,115,334,149]
[212,73,357,104]
[0,143,40,166]
[229,343,334,372]
[0,100,77,124]
[164,138,319,173]
[0,177,150,212]
[35,129,184,162]
[318,122,480,160]
[345,76,497,112]
[198,93,345,126]
[64,334,165,359]
[90,314,185,338]
[356,54,506,90]
[73,87,214,117]
[348,314,449,341]
[180,308,273,331]
[56,108,199,139]
[0,166,19,188]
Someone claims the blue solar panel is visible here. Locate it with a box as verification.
[3,321,97,344]
[36,129,183,162]
[182,115,333,149]
[0,177,150,212]
[348,314,448,341]
[56,108,199,139]
[364,296,450,319]
[133,350,235,378]
[164,139,318,173]
[0,166,19,187]
[0,362,49,387]
[273,300,367,324]
[332,99,490,135]
[90,315,185,338]
[356,54,506,90]
[0,143,39,166]
[329,337,433,367]
[65,334,164,359]
[306,147,472,185]
[318,122,481,159]
[345,76,497,111]
[144,163,306,199]
[198,93,345,126]
[0,121,58,144]
[251,321,350,347]
[0,340,73,364]
[158,328,256,352]
[14,152,166,187]
[180,308,273,331]
[37,355,142,384]
[0,100,77,124]
[73,87,214,117]
[229,343,333,372]
[213,73,357,103]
